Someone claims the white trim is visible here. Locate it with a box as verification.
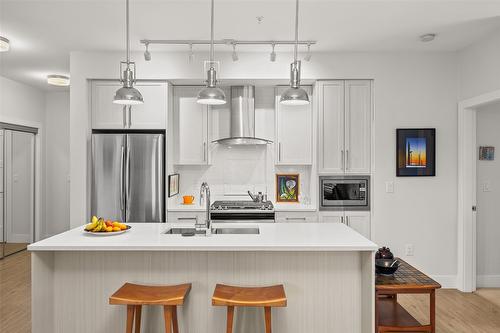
[431,275,457,289]
[477,275,500,288]
[457,89,500,292]
[0,115,43,243]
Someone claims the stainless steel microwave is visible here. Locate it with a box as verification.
[319,176,370,211]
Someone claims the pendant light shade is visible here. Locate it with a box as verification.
[197,0,226,105]
[280,0,309,106]
[113,0,143,105]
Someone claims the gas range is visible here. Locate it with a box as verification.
[210,200,275,222]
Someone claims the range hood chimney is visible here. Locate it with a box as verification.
[213,86,272,145]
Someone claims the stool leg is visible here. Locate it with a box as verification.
[172,306,179,333]
[134,305,142,333]
[126,305,135,333]
[226,306,235,333]
[264,307,272,333]
[163,305,173,333]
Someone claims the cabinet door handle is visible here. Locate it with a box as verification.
[341,216,344,224]
[286,217,307,221]
[346,149,350,171]
[341,150,344,170]
[123,106,127,128]
[128,105,132,128]
[278,142,282,162]
[203,142,207,162]
[178,217,197,221]
[346,216,350,227]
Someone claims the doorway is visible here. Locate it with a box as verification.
[0,124,36,258]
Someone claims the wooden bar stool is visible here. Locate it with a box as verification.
[212,284,287,333]
[109,282,191,333]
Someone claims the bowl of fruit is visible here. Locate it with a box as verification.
[84,216,130,235]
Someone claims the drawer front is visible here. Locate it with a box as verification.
[275,211,318,223]
[167,212,205,225]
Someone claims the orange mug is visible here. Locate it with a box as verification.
[183,195,195,204]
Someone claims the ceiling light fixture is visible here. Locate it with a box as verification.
[188,43,195,63]
[197,0,226,105]
[231,43,239,62]
[113,0,144,105]
[420,33,436,43]
[0,36,10,52]
[270,43,276,62]
[303,43,312,61]
[144,42,151,61]
[280,0,309,106]
[47,75,70,87]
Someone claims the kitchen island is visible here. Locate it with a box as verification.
[29,223,377,333]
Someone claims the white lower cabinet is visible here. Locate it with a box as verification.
[319,211,371,239]
[275,211,318,223]
[167,211,206,226]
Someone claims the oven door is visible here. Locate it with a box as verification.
[320,177,369,210]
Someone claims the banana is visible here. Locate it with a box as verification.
[93,218,104,232]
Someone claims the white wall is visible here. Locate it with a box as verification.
[44,92,70,237]
[475,102,500,287]
[71,50,459,284]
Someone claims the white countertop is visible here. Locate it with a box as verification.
[28,223,377,252]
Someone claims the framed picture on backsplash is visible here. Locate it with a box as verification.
[168,173,180,197]
[396,128,436,177]
[276,174,300,203]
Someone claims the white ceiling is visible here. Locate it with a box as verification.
[1,0,500,91]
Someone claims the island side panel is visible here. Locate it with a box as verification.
[47,251,372,333]
[361,251,375,333]
[31,252,55,333]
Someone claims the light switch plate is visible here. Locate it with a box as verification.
[483,181,492,192]
[385,181,394,193]
[405,244,414,256]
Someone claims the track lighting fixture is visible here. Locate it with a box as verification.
[144,43,151,61]
[231,43,239,62]
[270,43,276,62]
[304,43,311,62]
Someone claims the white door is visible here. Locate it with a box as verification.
[318,81,345,173]
[345,80,371,174]
[4,130,35,244]
[0,130,3,245]
[275,86,313,165]
[173,86,209,165]
[319,211,344,223]
[345,211,371,239]
[91,81,168,129]
[129,82,168,129]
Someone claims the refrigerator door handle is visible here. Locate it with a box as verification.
[120,146,125,216]
[157,137,164,222]
[125,144,131,222]
[122,106,127,128]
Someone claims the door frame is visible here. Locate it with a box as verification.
[0,115,43,242]
[457,89,500,292]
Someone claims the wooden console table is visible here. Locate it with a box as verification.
[375,258,441,333]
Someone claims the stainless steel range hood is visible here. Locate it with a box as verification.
[213,86,273,145]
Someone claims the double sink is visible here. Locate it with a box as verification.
[165,227,260,235]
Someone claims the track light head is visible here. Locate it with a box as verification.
[144,44,151,61]
[231,43,238,62]
[270,43,276,62]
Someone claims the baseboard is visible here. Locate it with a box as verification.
[477,275,500,288]
[430,275,457,289]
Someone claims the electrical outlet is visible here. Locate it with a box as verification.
[405,244,414,256]
[385,181,394,193]
[483,181,492,192]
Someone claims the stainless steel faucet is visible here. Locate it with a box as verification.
[197,182,212,235]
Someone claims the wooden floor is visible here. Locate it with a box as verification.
[1,251,499,333]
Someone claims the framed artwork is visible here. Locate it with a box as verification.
[168,174,179,197]
[276,174,299,203]
[479,146,495,161]
[396,128,436,177]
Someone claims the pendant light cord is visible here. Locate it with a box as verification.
[294,0,299,62]
[126,0,130,66]
[210,0,215,64]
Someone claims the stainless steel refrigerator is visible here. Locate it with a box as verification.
[91,133,164,222]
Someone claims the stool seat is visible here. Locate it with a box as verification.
[212,284,287,307]
[110,283,191,305]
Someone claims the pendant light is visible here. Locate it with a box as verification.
[113,0,143,105]
[280,0,310,106]
[197,0,226,105]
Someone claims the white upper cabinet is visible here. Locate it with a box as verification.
[318,81,345,173]
[345,80,372,174]
[91,81,167,130]
[318,80,372,174]
[275,86,313,165]
[173,86,209,165]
